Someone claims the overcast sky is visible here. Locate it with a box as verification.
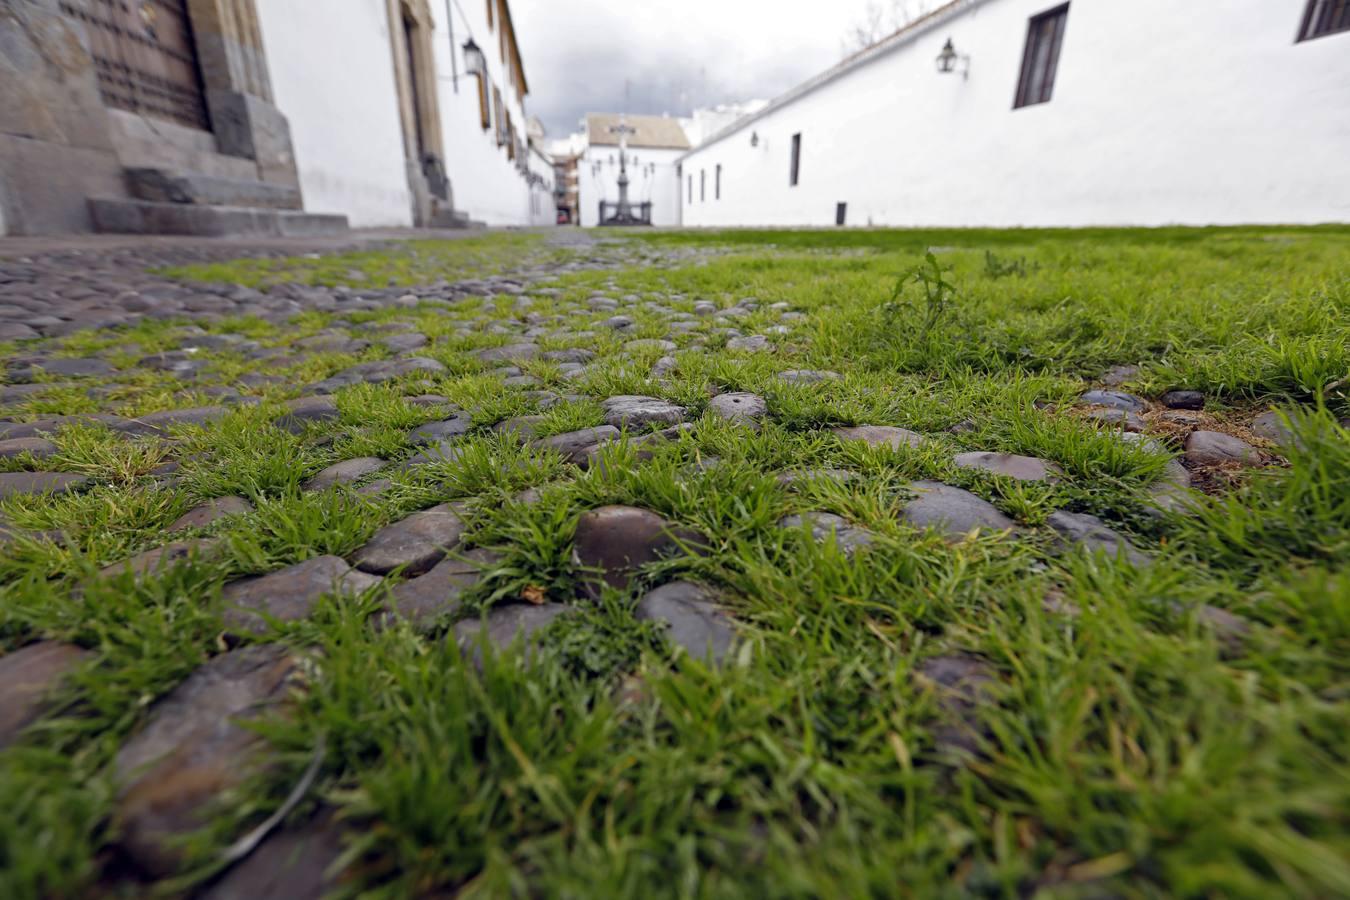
[509,0,883,136]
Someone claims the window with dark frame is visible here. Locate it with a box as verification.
[688,174,693,203]
[1014,4,1069,109]
[1298,0,1350,40]
[493,86,505,145]
[700,169,705,202]
[715,164,721,200]
[473,74,490,130]
[789,133,801,186]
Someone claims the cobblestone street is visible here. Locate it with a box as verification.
[0,227,1345,898]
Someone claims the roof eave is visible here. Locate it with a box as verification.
[676,0,988,162]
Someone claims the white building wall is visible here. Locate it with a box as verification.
[255,0,413,227]
[681,0,1350,227]
[579,146,684,227]
[427,1,534,226]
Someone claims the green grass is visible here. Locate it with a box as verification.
[1,227,1348,898]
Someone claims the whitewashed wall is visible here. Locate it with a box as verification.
[579,146,684,227]
[255,0,413,227]
[681,0,1350,227]
[426,1,535,226]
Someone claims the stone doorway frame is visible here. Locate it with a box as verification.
[387,0,451,226]
[1,0,306,234]
[181,0,298,187]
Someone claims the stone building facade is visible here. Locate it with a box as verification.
[0,0,548,236]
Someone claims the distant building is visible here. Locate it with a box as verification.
[0,0,553,235]
[678,0,1350,227]
[679,101,769,148]
[577,114,691,227]
[552,154,581,224]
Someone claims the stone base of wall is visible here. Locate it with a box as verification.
[0,135,126,235]
[88,198,347,237]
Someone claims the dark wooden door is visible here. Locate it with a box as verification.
[60,0,210,130]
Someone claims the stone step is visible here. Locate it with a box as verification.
[125,168,302,210]
[87,198,347,238]
[105,109,261,182]
[428,207,481,229]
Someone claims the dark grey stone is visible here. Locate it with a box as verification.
[1184,431,1262,467]
[201,810,347,900]
[708,392,767,428]
[1251,410,1293,446]
[1161,390,1204,410]
[222,556,382,636]
[168,496,252,531]
[530,426,621,466]
[385,548,502,628]
[900,481,1014,539]
[913,654,997,760]
[0,641,92,749]
[953,451,1063,482]
[303,457,385,491]
[651,355,678,378]
[309,357,446,393]
[636,581,735,665]
[726,334,770,352]
[492,415,547,440]
[99,538,222,580]
[477,343,540,363]
[778,512,875,557]
[352,503,468,576]
[123,405,232,436]
[1080,390,1148,412]
[408,414,473,445]
[1188,604,1253,658]
[1099,364,1140,387]
[779,369,841,384]
[775,468,857,487]
[1046,511,1149,566]
[0,471,90,499]
[832,425,924,449]
[572,505,707,597]
[541,348,596,364]
[382,332,428,353]
[7,356,114,381]
[0,322,39,341]
[0,437,58,459]
[0,414,131,440]
[454,603,572,664]
[601,395,687,428]
[624,338,677,353]
[113,645,305,876]
[273,396,339,433]
[136,351,208,376]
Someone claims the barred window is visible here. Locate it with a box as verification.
[1298,0,1350,40]
[1014,4,1069,109]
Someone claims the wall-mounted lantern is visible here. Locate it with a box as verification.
[935,38,970,80]
[750,131,759,148]
[463,38,486,76]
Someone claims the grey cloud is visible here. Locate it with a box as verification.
[516,11,823,137]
